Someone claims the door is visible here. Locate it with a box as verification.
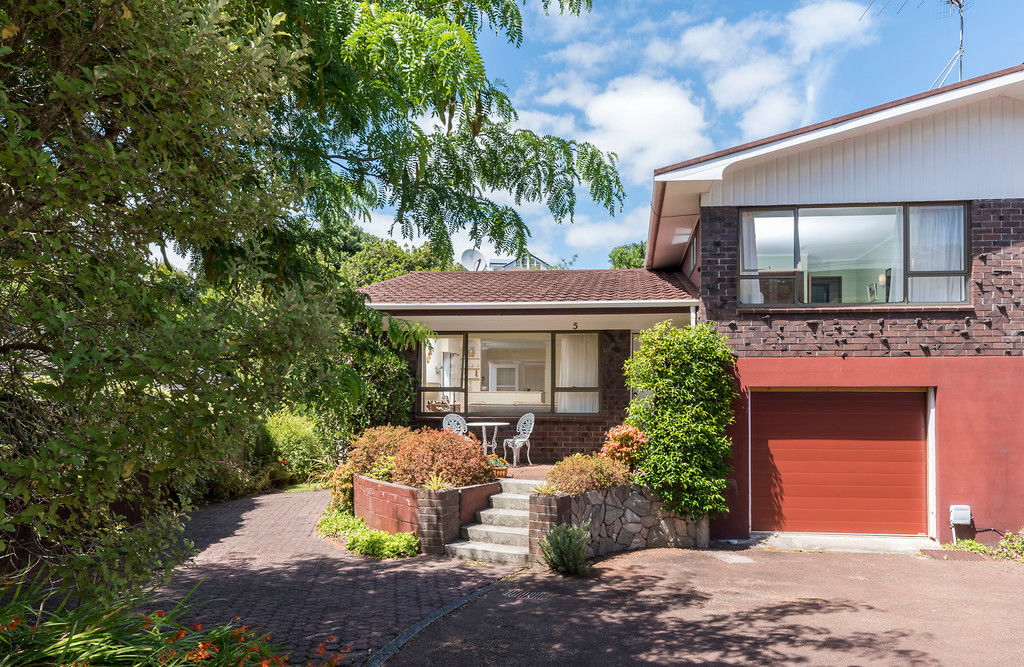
[750,391,927,535]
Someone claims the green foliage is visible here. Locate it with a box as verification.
[624,322,739,519]
[367,455,396,483]
[942,539,990,554]
[992,530,1024,562]
[316,510,419,559]
[608,241,647,269]
[0,577,287,665]
[341,239,457,288]
[423,473,452,490]
[539,521,592,577]
[531,481,559,496]
[547,454,632,495]
[264,409,330,483]
[391,428,493,488]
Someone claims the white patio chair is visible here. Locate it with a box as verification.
[503,413,534,467]
[442,413,468,436]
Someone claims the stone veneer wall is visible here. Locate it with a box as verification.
[699,200,1024,357]
[528,485,709,563]
[409,330,632,463]
[353,475,500,555]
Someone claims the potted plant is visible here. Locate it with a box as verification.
[487,454,510,478]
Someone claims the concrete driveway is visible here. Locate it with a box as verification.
[390,547,1024,665]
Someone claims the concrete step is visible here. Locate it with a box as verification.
[499,477,543,495]
[462,523,529,547]
[490,493,531,511]
[476,507,530,529]
[444,539,528,567]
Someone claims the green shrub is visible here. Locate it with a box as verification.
[423,473,452,490]
[327,425,411,510]
[367,454,396,482]
[0,576,288,665]
[942,539,990,554]
[547,454,631,495]
[316,510,419,559]
[992,530,1024,561]
[539,521,593,576]
[265,408,329,483]
[392,428,493,488]
[531,481,559,495]
[624,322,738,519]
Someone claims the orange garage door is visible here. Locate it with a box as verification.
[751,391,927,535]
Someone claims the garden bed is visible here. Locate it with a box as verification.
[353,475,500,554]
[528,485,709,563]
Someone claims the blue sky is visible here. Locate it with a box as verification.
[363,0,1024,269]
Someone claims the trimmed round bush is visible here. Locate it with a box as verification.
[391,428,493,488]
[328,425,410,510]
[547,453,631,495]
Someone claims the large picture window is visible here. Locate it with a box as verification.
[417,332,600,415]
[739,204,967,306]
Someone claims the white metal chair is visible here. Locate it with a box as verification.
[503,413,535,467]
[442,413,468,436]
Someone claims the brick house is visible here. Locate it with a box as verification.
[362,64,1024,545]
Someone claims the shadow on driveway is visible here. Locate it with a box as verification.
[391,547,1024,665]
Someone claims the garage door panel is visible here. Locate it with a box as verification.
[751,391,926,535]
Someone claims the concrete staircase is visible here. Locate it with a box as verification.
[444,477,537,566]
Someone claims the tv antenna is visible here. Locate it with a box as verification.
[860,0,973,89]
[459,248,487,271]
[931,0,972,88]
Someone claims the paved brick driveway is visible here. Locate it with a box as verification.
[161,490,512,664]
[392,547,1024,665]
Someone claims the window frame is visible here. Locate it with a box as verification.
[415,330,603,417]
[737,201,970,308]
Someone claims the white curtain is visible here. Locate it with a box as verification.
[908,206,963,302]
[556,334,598,413]
[740,215,764,304]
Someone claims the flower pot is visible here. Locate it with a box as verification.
[492,467,508,478]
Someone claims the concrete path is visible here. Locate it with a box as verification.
[161,490,512,664]
[390,547,1024,665]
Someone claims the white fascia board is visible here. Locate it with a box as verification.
[366,299,698,310]
[655,70,1024,183]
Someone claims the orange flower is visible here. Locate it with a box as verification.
[142,616,152,629]
[326,635,336,642]
[170,628,187,642]
[316,648,327,655]
[193,623,202,631]
[260,661,271,667]
[156,610,166,618]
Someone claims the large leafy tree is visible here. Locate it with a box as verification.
[609,241,647,269]
[0,0,623,597]
[340,239,457,287]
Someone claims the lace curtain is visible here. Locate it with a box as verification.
[556,334,598,413]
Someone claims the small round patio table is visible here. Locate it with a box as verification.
[465,421,510,458]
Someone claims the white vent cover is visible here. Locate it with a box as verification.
[949,505,972,526]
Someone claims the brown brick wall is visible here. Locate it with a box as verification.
[699,200,1024,357]
[411,330,631,463]
[528,493,572,564]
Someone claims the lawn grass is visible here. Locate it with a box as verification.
[279,482,324,494]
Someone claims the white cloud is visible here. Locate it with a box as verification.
[739,89,805,139]
[563,207,650,250]
[534,75,598,108]
[678,17,781,65]
[576,74,712,184]
[546,41,624,70]
[787,1,874,64]
[708,57,791,109]
[515,109,577,136]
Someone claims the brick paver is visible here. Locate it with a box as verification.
[161,490,512,664]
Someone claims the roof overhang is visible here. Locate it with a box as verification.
[366,299,698,311]
[645,63,1024,269]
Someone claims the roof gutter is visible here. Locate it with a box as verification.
[366,298,698,311]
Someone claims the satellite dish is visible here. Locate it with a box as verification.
[459,248,487,271]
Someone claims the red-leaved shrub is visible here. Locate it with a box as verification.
[391,428,494,488]
[328,425,410,509]
[599,424,648,470]
[548,453,631,495]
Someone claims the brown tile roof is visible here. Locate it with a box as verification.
[654,62,1024,176]
[359,269,697,306]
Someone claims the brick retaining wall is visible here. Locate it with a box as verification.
[353,475,500,555]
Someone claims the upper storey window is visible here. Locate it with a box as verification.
[739,204,967,306]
